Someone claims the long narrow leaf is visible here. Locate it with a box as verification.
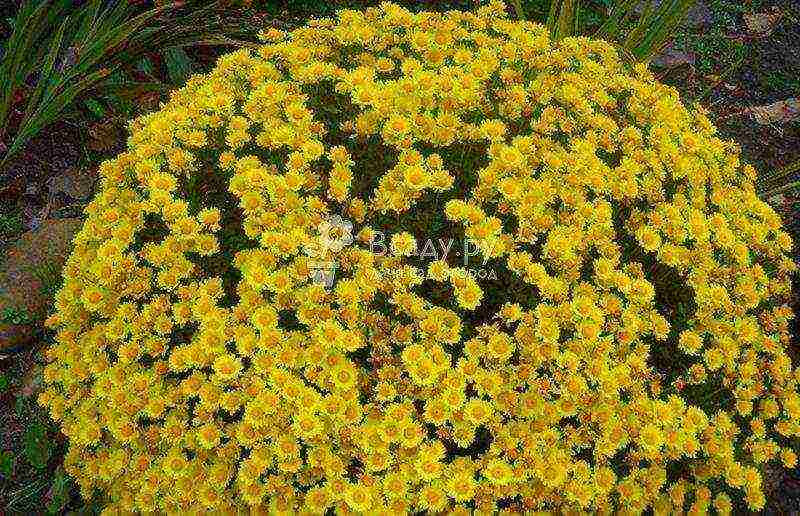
[760,181,800,198]
[16,17,69,135]
[510,0,525,19]
[622,0,656,50]
[547,0,580,41]
[1,0,259,167]
[2,68,113,164]
[0,0,64,137]
[757,159,800,193]
[639,0,693,59]
[627,0,695,60]
[596,0,639,40]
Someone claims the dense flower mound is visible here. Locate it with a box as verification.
[41,2,798,513]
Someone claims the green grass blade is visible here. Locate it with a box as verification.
[0,0,60,137]
[597,0,638,40]
[2,68,114,165]
[16,18,69,128]
[547,0,580,41]
[622,0,656,50]
[1,0,257,166]
[628,0,695,60]
[757,159,800,194]
[510,0,526,19]
[760,181,800,198]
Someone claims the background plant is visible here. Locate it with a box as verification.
[511,0,696,61]
[0,0,256,169]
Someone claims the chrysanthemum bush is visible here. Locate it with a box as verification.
[40,1,798,513]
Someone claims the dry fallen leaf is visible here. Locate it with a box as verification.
[743,9,782,36]
[748,98,800,125]
[88,120,121,152]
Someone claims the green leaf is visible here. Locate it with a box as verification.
[628,0,695,60]
[0,450,14,477]
[84,98,106,118]
[47,467,71,515]
[4,67,114,162]
[592,0,695,62]
[137,57,156,77]
[1,0,258,166]
[510,0,526,19]
[0,0,53,136]
[596,0,638,40]
[15,16,70,134]
[23,422,51,471]
[1,306,30,325]
[760,180,800,198]
[548,0,580,41]
[762,159,800,190]
[164,47,193,85]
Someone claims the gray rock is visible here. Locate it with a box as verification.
[0,218,82,323]
[683,1,714,28]
[651,44,696,69]
[47,167,96,202]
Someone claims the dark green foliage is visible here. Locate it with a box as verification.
[512,0,696,61]
[0,0,257,168]
[45,467,70,514]
[22,421,51,471]
[164,47,194,85]
[1,306,31,325]
[547,0,580,41]
[0,451,13,477]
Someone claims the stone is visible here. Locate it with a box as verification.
[0,218,82,330]
[0,218,82,351]
[651,44,696,69]
[683,1,714,28]
[47,167,96,202]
